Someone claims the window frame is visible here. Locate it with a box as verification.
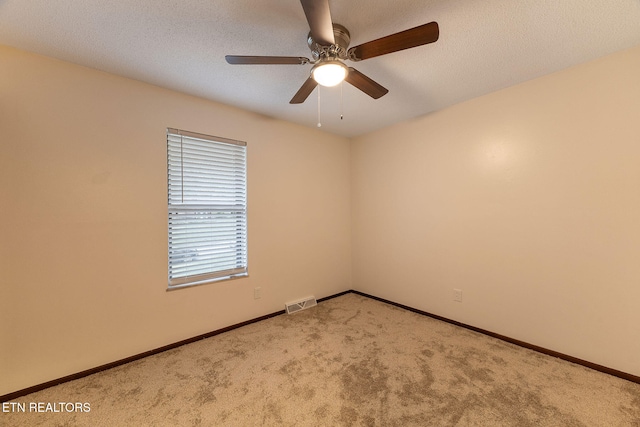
[166,128,248,290]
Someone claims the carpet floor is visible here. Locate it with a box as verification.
[3,293,640,426]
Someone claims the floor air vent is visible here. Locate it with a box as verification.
[285,296,317,314]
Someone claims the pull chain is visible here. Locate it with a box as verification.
[340,81,344,120]
[317,86,321,127]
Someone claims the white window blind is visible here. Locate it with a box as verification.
[167,128,247,288]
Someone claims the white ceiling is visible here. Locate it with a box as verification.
[1,0,639,137]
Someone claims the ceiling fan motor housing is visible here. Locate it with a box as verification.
[308,23,351,61]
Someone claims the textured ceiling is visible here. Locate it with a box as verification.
[1,0,639,137]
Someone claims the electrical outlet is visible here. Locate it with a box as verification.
[254,287,261,299]
[453,289,462,302]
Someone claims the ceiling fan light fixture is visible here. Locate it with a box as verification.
[226,0,439,104]
[312,61,348,87]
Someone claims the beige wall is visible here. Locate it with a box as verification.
[0,45,351,395]
[351,45,640,376]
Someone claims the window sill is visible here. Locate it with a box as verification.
[166,273,249,292]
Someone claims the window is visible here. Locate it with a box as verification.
[167,128,247,289]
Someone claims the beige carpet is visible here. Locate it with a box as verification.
[3,293,640,426]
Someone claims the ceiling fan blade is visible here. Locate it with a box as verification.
[348,22,439,61]
[290,77,318,104]
[300,0,335,46]
[345,68,388,99]
[225,55,310,65]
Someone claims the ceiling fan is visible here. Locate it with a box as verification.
[225,0,439,104]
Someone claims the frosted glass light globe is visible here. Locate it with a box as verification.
[312,62,348,87]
